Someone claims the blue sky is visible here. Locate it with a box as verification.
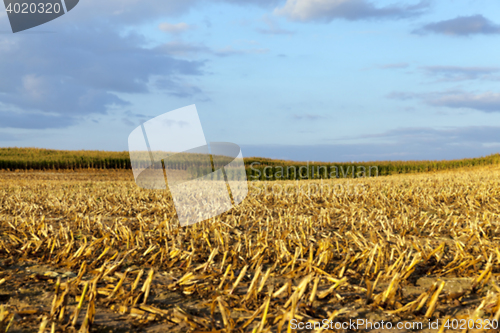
[1,0,500,162]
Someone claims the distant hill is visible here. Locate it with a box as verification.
[1,147,499,180]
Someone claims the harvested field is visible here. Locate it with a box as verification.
[1,167,500,332]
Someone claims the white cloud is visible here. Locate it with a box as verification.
[159,22,192,34]
[378,63,409,69]
[159,41,269,57]
[388,90,500,113]
[22,75,47,101]
[159,41,210,57]
[257,15,295,35]
[414,15,500,36]
[427,92,500,112]
[421,66,500,81]
[0,28,205,129]
[60,0,199,26]
[292,113,326,120]
[214,46,269,56]
[274,0,429,22]
[58,0,281,26]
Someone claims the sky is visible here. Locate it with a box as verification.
[0,0,500,162]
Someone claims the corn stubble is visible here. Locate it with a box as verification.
[1,166,500,332]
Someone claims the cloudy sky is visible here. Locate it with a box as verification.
[0,0,499,162]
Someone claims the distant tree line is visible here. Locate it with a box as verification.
[1,148,499,180]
